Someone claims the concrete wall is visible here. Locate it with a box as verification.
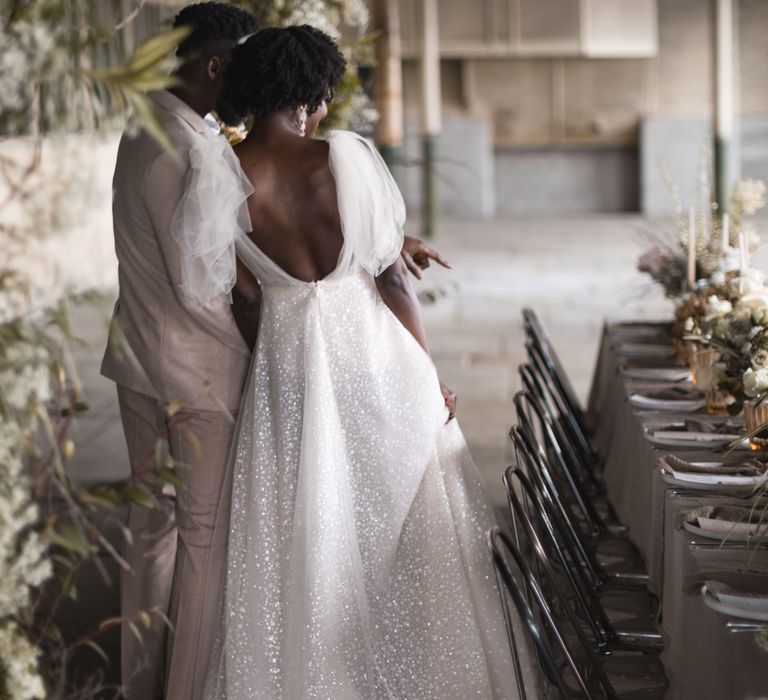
[401,118,496,219]
[495,147,638,215]
[393,0,768,217]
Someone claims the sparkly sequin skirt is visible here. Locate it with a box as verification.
[204,273,519,699]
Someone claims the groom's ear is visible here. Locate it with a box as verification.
[206,56,224,81]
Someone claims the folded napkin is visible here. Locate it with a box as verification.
[651,430,740,443]
[641,386,701,400]
[610,328,672,343]
[615,343,675,358]
[661,454,766,477]
[609,319,672,329]
[684,419,741,435]
[687,505,768,537]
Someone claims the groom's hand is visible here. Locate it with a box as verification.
[440,382,457,423]
[401,236,452,280]
[232,259,262,352]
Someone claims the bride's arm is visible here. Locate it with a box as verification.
[231,258,262,351]
[375,257,429,355]
[375,258,457,420]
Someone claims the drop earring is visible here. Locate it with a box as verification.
[298,104,308,137]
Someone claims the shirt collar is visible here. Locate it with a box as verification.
[147,89,209,135]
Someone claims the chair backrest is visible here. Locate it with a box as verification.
[487,526,594,700]
[519,359,599,490]
[514,381,604,535]
[526,341,599,470]
[505,463,617,654]
[510,417,605,588]
[522,308,585,424]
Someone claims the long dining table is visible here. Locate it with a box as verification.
[587,319,768,700]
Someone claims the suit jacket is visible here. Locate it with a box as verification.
[101,90,250,411]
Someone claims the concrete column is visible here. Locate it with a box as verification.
[372,0,404,169]
[419,0,441,238]
[715,0,738,210]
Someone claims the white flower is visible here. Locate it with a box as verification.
[704,295,733,321]
[732,177,768,216]
[342,0,370,30]
[0,623,45,700]
[744,367,768,397]
[683,317,695,333]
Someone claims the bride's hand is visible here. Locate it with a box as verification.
[440,382,457,422]
[401,236,452,279]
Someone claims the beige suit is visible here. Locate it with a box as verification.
[102,90,250,700]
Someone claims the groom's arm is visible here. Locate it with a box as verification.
[144,150,249,355]
[231,257,262,352]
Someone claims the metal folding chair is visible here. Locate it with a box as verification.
[522,308,587,434]
[511,419,649,591]
[488,526,597,699]
[505,459,663,653]
[488,527,667,699]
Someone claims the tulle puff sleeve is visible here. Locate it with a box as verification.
[170,132,254,310]
[327,130,405,276]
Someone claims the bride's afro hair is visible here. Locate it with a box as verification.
[222,25,347,121]
[173,2,259,57]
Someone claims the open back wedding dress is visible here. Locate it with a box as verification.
[201,130,518,699]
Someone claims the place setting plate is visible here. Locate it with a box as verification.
[621,367,692,382]
[701,581,768,622]
[629,392,705,413]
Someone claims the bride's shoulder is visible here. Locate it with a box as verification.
[325,129,374,150]
[325,130,386,170]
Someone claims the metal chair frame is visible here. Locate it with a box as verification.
[515,373,630,540]
[522,308,587,432]
[505,454,663,653]
[515,375,610,534]
[526,340,601,476]
[511,417,650,592]
[503,462,613,654]
[488,526,597,699]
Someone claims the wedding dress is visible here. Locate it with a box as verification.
[200,130,519,699]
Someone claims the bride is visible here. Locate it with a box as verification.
[198,25,519,700]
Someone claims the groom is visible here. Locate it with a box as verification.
[102,3,449,699]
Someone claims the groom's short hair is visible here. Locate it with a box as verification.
[173,2,259,58]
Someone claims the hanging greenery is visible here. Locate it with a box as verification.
[0,1,186,694]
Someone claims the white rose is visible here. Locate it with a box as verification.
[737,295,768,324]
[730,268,766,296]
[743,367,768,397]
[704,295,733,321]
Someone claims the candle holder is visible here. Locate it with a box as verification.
[690,350,729,414]
[743,400,768,451]
[684,340,701,382]
[688,346,715,387]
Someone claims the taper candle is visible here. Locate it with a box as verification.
[739,229,748,275]
[688,206,697,290]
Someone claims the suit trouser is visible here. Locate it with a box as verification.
[117,385,237,700]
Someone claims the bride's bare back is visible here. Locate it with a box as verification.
[235,133,344,283]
